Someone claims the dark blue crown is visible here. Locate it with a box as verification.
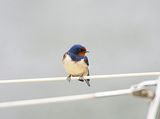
[68,44,85,54]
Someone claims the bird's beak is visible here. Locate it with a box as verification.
[85,51,89,53]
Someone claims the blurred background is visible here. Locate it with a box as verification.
[0,0,160,119]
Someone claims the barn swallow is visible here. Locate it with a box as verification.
[63,44,90,86]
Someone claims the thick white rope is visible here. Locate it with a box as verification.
[0,88,132,108]
[0,79,158,108]
[0,72,159,84]
[147,76,160,119]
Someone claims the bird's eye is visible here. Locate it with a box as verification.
[80,48,86,52]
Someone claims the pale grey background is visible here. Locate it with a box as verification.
[0,0,160,119]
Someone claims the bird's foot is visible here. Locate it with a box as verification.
[79,76,90,87]
[78,79,84,82]
[78,75,84,82]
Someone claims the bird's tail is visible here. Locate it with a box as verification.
[85,70,90,86]
[84,79,90,87]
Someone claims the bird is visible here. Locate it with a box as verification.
[62,44,90,86]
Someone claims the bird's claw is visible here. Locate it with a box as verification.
[78,79,84,82]
[79,76,90,87]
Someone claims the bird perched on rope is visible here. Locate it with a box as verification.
[62,44,90,86]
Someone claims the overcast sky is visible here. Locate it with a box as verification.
[0,0,160,119]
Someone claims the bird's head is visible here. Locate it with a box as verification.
[68,44,89,56]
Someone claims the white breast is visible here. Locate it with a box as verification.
[63,54,88,76]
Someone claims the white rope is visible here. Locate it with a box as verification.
[0,88,132,108]
[0,72,159,109]
[147,76,160,119]
[0,72,159,84]
[0,79,158,108]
